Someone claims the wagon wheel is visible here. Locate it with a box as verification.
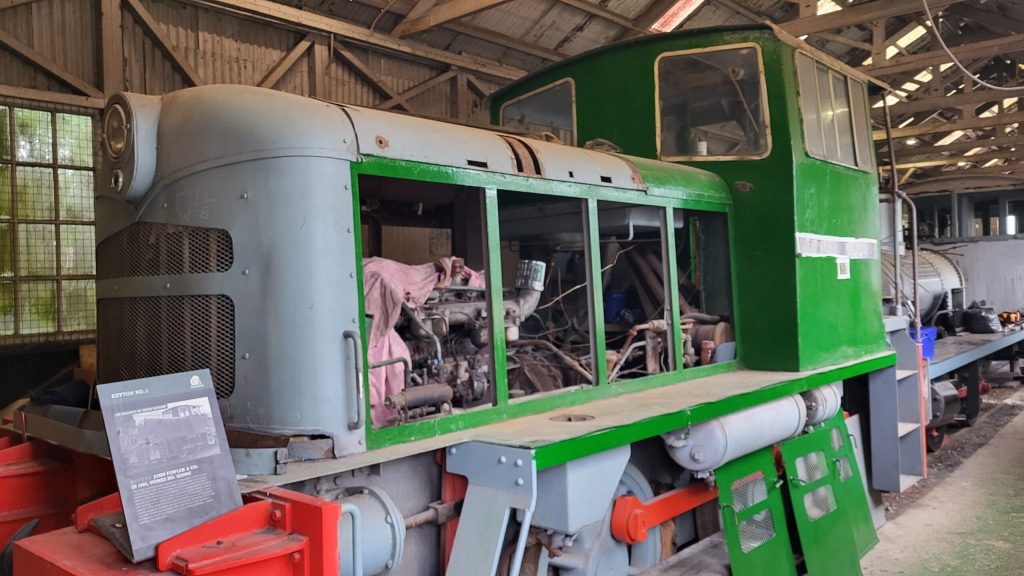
[925,426,946,453]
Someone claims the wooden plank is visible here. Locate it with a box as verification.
[0,83,104,108]
[781,0,961,36]
[259,33,314,88]
[124,0,204,86]
[873,110,1024,140]
[392,0,513,37]
[99,0,125,94]
[864,35,1024,76]
[0,29,103,97]
[333,44,417,113]
[378,69,457,110]
[191,0,526,80]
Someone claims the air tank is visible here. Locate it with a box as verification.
[881,249,965,324]
[662,394,808,475]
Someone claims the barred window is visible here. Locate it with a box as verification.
[0,101,97,345]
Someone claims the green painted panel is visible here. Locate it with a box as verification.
[717,448,798,576]
[822,414,878,557]
[780,425,862,576]
[490,27,891,373]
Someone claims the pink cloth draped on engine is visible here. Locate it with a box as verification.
[362,256,484,425]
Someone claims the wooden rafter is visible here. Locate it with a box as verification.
[781,0,961,36]
[864,35,1024,76]
[308,35,328,99]
[464,73,491,99]
[0,29,102,97]
[446,22,566,61]
[913,161,1024,177]
[618,0,677,40]
[333,44,418,113]
[558,0,640,31]
[874,110,1024,140]
[259,33,314,88]
[393,0,440,32]
[883,149,1021,169]
[811,32,871,52]
[379,70,457,110]
[0,0,44,9]
[99,0,124,93]
[0,82,104,108]
[188,0,526,80]
[125,0,204,85]
[392,0,514,38]
[945,4,1024,36]
[876,88,1021,119]
[883,133,1024,156]
[359,0,564,61]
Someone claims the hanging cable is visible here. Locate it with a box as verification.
[921,0,1024,93]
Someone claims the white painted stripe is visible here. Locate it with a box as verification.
[796,232,879,260]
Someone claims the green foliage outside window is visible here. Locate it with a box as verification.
[0,103,96,343]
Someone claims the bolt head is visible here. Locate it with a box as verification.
[515,477,524,486]
[449,447,457,455]
[164,282,171,289]
[241,192,248,199]
[514,459,523,467]
[242,352,250,360]
[499,456,507,464]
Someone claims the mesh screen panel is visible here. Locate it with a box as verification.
[98,295,236,398]
[838,456,853,482]
[732,471,775,553]
[795,451,828,484]
[739,510,776,553]
[732,471,768,512]
[831,427,844,451]
[97,223,233,279]
[804,485,837,521]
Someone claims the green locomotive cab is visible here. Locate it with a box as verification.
[491,25,889,372]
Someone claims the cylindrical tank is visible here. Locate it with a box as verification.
[662,394,807,474]
[802,382,843,426]
[881,249,965,323]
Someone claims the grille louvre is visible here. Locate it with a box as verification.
[97,222,233,279]
[98,295,236,398]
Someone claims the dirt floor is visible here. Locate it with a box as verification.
[862,362,1024,576]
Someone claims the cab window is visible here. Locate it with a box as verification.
[499,79,575,145]
[657,45,770,160]
[796,52,873,171]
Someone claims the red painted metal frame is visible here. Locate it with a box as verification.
[14,487,340,576]
[0,429,116,547]
[610,482,719,545]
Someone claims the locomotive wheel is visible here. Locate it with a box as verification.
[926,426,946,453]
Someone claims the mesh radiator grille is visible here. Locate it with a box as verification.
[97,222,233,279]
[98,295,236,398]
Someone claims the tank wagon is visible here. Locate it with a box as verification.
[6,26,916,576]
